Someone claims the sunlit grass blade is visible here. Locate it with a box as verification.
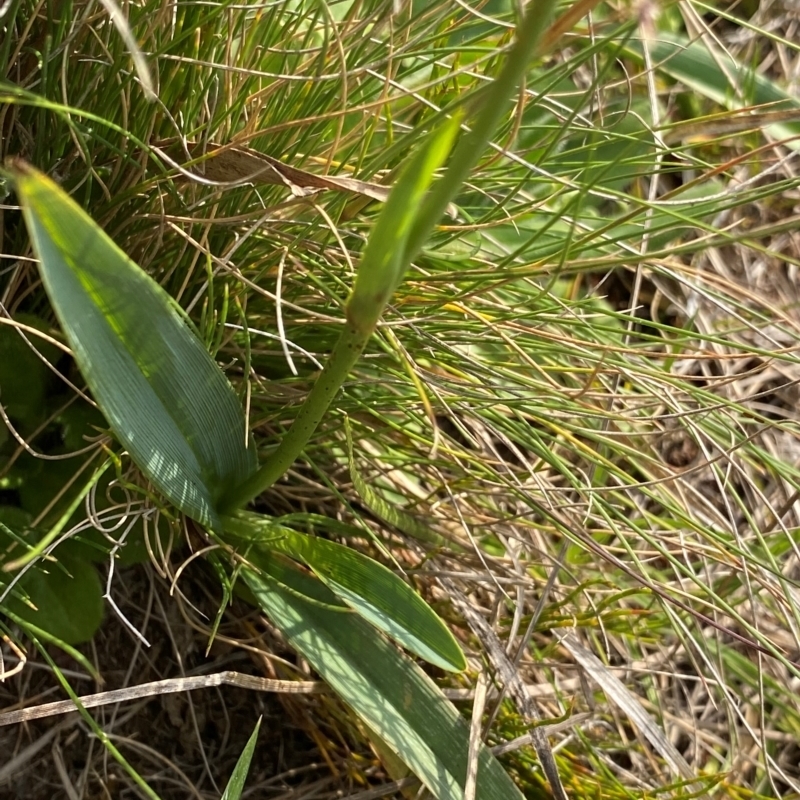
[243,558,524,800]
[345,110,465,335]
[220,717,261,800]
[344,419,460,549]
[404,0,558,261]
[559,632,697,785]
[224,0,559,510]
[7,162,257,531]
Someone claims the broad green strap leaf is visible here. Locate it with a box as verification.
[223,511,465,670]
[10,163,257,530]
[274,513,372,541]
[256,548,350,610]
[623,34,800,149]
[271,529,466,672]
[243,559,524,800]
[221,717,261,800]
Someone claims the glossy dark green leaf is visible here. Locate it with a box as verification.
[10,164,257,530]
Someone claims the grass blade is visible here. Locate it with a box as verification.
[223,113,463,509]
[220,717,261,800]
[344,419,459,549]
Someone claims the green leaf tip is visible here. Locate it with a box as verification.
[221,717,261,800]
[279,530,466,672]
[346,111,464,337]
[223,512,466,671]
[245,566,524,800]
[12,162,257,531]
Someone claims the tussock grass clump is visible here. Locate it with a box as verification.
[2,0,800,797]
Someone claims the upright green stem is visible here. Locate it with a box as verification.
[222,324,368,511]
[224,0,557,510]
[405,0,557,262]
